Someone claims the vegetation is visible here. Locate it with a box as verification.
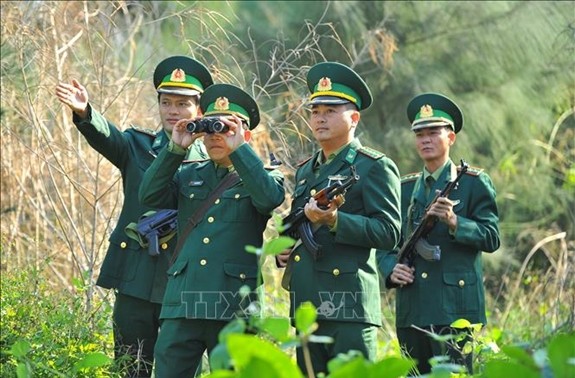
[1,1,573,377]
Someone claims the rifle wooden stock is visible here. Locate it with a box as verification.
[282,166,359,259]
[397,159,469,266]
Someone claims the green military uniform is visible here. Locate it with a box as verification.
[283,62,402,374]
[138,84,285,377]
[72,56,213,377]
[377,93,500,374]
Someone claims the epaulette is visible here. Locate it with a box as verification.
[182,158,209,164]
[459,165,483,176]
[358,146,385,160]
[130,125,157,137]
[296,155,313,167]
[401,172,421,183]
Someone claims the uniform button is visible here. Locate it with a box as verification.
[294,255,300,262]
[208,216,215,223]
[234,193,240,199]
[120,242,127,249]
[203,237,210,244]
[200,259,207,266]
[189,193,195,199]
[214,199,221,204]
[332,268,340,276]
[239,273,246,280]
[459,280,465,287]
[161,243,168,250]
[310,189,317,196]
[421,272,428,279]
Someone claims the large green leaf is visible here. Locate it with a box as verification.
[295,302,317,334]
[547,332,575,378]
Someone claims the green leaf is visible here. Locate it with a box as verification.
[501,345,539,370]
[244,245,261,255]
[10,340,31,358]
[368,356,415,378]
[327,356,368,378]
[73,352,112,371]
[257,317,291,342]
[240,356,281,378]
[16,362,31,378]
[218,318,247,343]
[483,360,540,378]
[450,318,472,329]
[210,343,233,371]
[227,334,303,378]
[547,332,575,378]
[295,302,317,334]
[262,236,295,256]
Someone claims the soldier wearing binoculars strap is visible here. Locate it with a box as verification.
[139,83,285,377]
[276,62,402,375]
[377,93,500,375]
[55,56,213,377]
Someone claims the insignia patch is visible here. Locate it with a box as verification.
[214,96,229,111]
[401,172,421,183]
[170,68,186,82]
[420,104,433,118]
[317,77,332,91]
[298,179,307,185]
[188,180,204,186]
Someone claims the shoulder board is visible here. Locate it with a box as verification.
[130,125,157,137]
[264,166,279,171]
[182,158,209,164]
[296,155,313,167]
[358,146,385,160]
[401,172,421,183]
[459,165,484,176]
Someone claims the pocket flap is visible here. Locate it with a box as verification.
[167,260,188,277]
[315,261,358,274]
[443,271,477,286]
[223,262,258,279]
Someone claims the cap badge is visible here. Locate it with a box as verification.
[170,68,186,82]
[420,104,433,118]
[214,96,229,111]
[317,77,332,91]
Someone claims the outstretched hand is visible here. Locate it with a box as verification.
[55,79,89,119]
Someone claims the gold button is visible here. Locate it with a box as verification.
[332,268,340,276]
[120,242,127,249]
[234,193,240,199]
[161,243,168,250]
[294,255,300,262]
[200,259,207,266]
[421,272,428,279]
[189,193,195,199]
[208,216,214,223]
[214,199,220,204]
[310,189,317,196]
[239,273,246,280]
[459,280,465,287]
[203,237,210,244]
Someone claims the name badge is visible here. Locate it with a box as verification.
[188,180,204,187]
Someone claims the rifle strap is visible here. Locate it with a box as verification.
[169,171,240,266]
[280,241,301,291]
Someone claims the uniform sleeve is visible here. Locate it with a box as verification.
[138,141,184,209]
[72,104,130,168]
[453,173,500,253]
[230,143,285,214]
[335,156,402,251]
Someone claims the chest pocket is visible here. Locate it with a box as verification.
[179,186,209,207]
[221,189,252,222]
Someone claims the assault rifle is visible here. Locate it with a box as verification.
[282,165,359,260]
[397,159,469,267]
[136,209,178,256]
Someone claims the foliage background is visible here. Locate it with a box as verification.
[1,0,573,376]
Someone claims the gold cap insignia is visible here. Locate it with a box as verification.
[214,96,229,111]
[420,104,433,118]
[317,77,332,91]
[170,68,186,82]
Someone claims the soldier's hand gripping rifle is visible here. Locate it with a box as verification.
[281,166,360,260]
[397,159,469,267]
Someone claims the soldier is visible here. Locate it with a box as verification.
[377,93,500,375]
[277,62,402,375]
[55,56,213,377]
[138,83,285,377]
